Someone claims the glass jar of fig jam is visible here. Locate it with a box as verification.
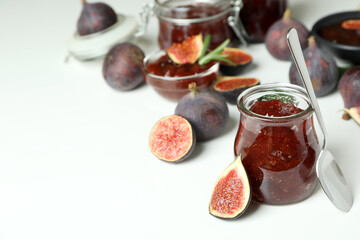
[234,83,320,205]
[153,0,240,49]
[240,0,287,43]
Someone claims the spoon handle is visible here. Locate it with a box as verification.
[286,28,328,148]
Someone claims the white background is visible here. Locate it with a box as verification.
[0,0,359,239]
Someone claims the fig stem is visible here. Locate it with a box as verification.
[188,82,197,97]
[81,0,86,4]
[342,111,351,120]
[341,108,355,120]
[283,8,291,20]
[308,36,316,47]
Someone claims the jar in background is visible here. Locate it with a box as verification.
[154,0,237,49]
[234,83,320,205]
[240,0,287,43]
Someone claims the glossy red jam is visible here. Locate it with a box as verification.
[240,0,287,43]
[145,53,218,101]
[234,99,319,205]
[157,3,234,49]
[146,55,215,77]
[319,20,360,46]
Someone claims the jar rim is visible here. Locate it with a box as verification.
[237,83,314,121]
[154,0,233,24]
[143,49,219,81]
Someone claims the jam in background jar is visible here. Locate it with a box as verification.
[234,84,320,205]
[155,0,235,49]
[240,0,287,43]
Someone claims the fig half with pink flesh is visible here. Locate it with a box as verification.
[166,34,203,64]
[341,19,360,30]
[149,115,196,163]
[209,155,251,219]
[219,47,252,76]
[213,76,260,104]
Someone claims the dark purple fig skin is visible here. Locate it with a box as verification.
[77,0,117,36]
[220,64,250,76]
[339,66,360,108]
[289,37,338,97]
[102,42,145,91]
[175,84,229,141]
[265,9,309,61]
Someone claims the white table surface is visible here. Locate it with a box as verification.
[1,0,359,239]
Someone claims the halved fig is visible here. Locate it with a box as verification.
[149,115,196,163]
[167,34,203,64]
[342,107,360,125]
[213,76,260,104]
[341,19,360,30]
[209,155,251,219]
[219,47,252,75]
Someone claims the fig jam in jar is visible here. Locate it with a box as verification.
[240,0,287,43]
[154,0,236,49]
[234,83,320,205]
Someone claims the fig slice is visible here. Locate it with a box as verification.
[341,19,360,30]
[213,76,260,104]
[167,34,203,64]
[209,155,251,219]
[342,107,360,125]
[219,47,252,76]
[149,115,196,163]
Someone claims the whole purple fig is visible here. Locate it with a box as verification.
[339,66,360,108]
[102,42,145,91]
[339,66,360,121]
[77,0,117,36]
[289,36,338,97]
[265,9,309,61]
[175,83,229,141]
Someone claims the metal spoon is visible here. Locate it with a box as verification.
[286,28,353,212]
